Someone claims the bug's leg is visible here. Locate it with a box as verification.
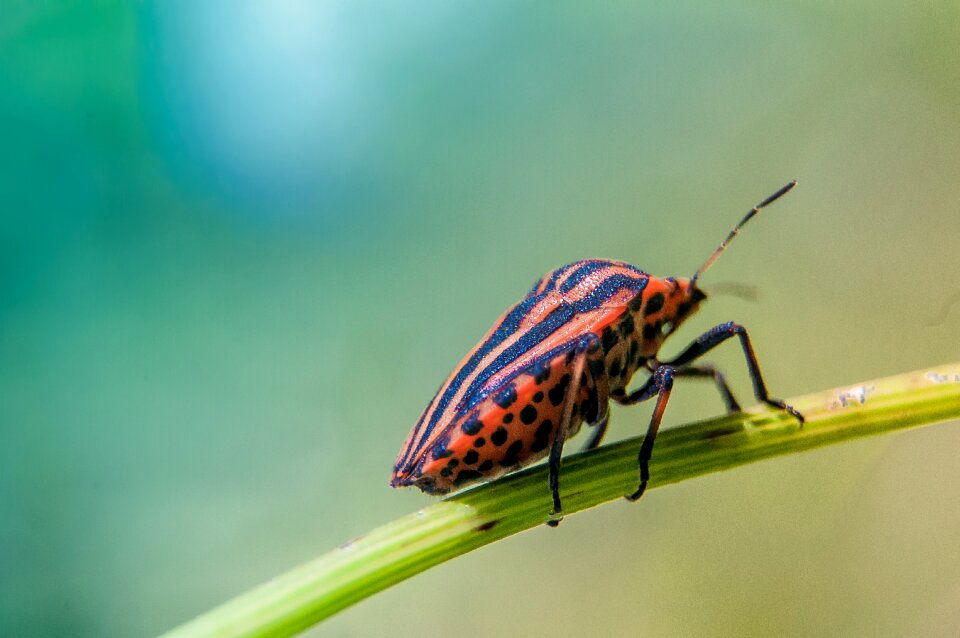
[546,428,567,527]
[622,365,674,502]
[613,369,659,405]
[581,410,610,452]
[547,335,602,527]
[580,350,611,452]
[672,364,741,413]
[663,321,804,423]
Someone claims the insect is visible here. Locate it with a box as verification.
[391,181,804,526]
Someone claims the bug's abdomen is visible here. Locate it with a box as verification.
[414,351,593,494]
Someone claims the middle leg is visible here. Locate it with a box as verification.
[672,363,741,413]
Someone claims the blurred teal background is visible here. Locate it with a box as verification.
[2,2,960,636]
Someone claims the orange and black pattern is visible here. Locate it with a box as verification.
[391,259,704,495]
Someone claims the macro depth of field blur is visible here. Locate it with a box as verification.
[3,3,960,637]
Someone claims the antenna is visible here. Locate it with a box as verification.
[690,180,798,289]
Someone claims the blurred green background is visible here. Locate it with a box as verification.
[2,2,960,636]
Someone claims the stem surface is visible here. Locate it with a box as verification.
[161,363,960,638]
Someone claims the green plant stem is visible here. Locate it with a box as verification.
[161,363,960,638]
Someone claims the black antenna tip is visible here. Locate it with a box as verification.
[690,180,800,285]
[758,180,799,208]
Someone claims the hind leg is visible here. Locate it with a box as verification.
[547,334,605,526]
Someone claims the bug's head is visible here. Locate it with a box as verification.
[654,277,708,342]
[679,277,709,316]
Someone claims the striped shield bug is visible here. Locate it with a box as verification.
[391,181,804,526]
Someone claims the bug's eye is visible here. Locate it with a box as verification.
[661,321,674,337]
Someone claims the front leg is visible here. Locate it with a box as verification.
[663,322,803,423]
[624,365,675,501]
[608,365,676,501]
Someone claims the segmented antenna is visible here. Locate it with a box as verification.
[690,180,798,288]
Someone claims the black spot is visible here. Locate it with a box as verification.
[608,358,622,377]
[464,450,479,465]
[446,458,459,469]
[500,440,524,467]
[440,467,452,478]
[644,292,665,316]
[565,350,576,364]
[503,413,514,424]
[491,426,508,446]
[588,359,605,380]
[533,391,544,403]
[601,326,619,351]
[461,414,483,435]
[628,294,643,311]
[692,287,707,303]
[478,460,494,472]
[520,405,538,425]
[618,314,635,337]
[676,301,691,318]
[454,469,483,485]
[580,399,593,420]
[549,374,571,406]
[473,437,486,448]
[531,420,553,453]
[643,323,659,340]
[493,384,517,409]
[533,360,551,384]
[628,340,639,364]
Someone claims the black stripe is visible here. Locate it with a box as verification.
[529,262,580,296]
[572,274,647,313]
[463,304,575,411]
[559,261,612,293]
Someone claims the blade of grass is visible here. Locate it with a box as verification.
[161,363,960,638]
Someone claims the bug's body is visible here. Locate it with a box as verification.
[391,182,804,524]
[391,261,700,495]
